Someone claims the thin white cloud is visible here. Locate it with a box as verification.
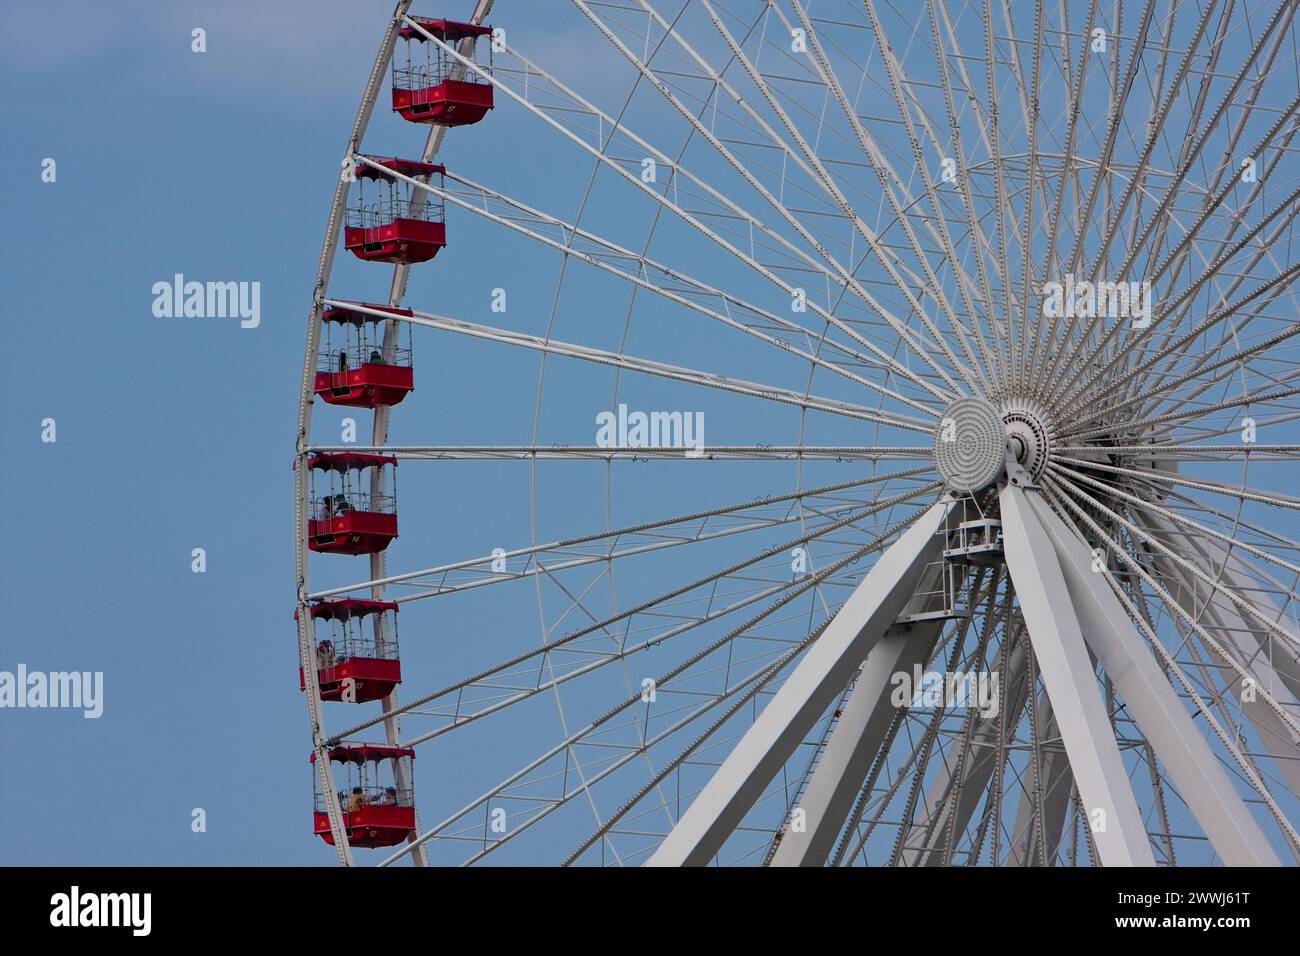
[3,0,629,106]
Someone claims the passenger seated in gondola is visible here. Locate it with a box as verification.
[317,494,351,529]
[369,349,385,365]
[377,787,398,806]
[348,787,369,811]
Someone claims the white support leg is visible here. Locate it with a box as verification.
[1144,521,1300,840]
[774,554,974,866]
[1033,493,1281,865]
[1151,553,1300,799]
[1142,514,1300,797]
[1149,512,1300,696]
[646,497,956,866]
[999,484,1156,866]
[769,616,943,865]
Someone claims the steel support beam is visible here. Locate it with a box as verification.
[1151,511,1300,696]
[999,484,1156,866]
[1035,493,1281,865]
[646,496,956,866]
[1143,514,1300,798]
[768,560,948,866]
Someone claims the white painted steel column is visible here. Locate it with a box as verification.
[1036,494,1280,865]
[647,497,955,866]
[999,484,1155,866]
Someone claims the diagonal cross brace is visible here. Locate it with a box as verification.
[646,497,957,866]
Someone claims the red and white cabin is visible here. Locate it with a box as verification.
[316,303,414,409]
[306,453,398,555]
[312,745,416,849]
[392,17,494,127]
[344,157,446,264]
[298,599,402,703]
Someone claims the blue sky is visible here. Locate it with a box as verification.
[4,0,1298,867]
[0,0,831,865]
[0,0,605,865]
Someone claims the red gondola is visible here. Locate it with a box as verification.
[306,453,398,555]
[298,599,402,703]
[316,304,414,408]
[312,745,416,848]
[392,18,494,127]
[344,156,446,264]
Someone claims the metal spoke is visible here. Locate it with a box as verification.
[295,0,1300,866]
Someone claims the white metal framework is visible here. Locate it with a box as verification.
[296,0,1300,866]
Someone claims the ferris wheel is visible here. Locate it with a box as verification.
[294,0,1300,866]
